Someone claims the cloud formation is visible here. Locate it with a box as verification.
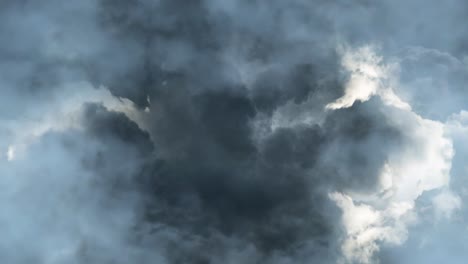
[1,0,468,263]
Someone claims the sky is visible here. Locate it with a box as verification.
[1,0,468,263]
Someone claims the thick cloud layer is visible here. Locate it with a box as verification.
[1,0,468,263]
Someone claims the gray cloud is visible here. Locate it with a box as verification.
[1,0,468,263]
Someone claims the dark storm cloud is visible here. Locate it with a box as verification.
[89,0,347,109]
[132,92,405,262]
[136,88,339,261]
[2,0,468,263]
[83,103,153,155]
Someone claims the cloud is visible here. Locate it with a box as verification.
[326,45,410,111]
[326,47,458,263]
[1,0,468,263]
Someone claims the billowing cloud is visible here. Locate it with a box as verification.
[326,47,457,263]
[1,0,468,263]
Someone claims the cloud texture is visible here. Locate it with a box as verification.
[1,0,468,263]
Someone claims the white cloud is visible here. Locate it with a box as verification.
[384,113,453,202]
[326,45,410,111]
[327,46,458,263]
[331,192,412,264]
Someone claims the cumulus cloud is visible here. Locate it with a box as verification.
[325,47,458,263]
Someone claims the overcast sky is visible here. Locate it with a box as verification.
[1,1,468,263]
